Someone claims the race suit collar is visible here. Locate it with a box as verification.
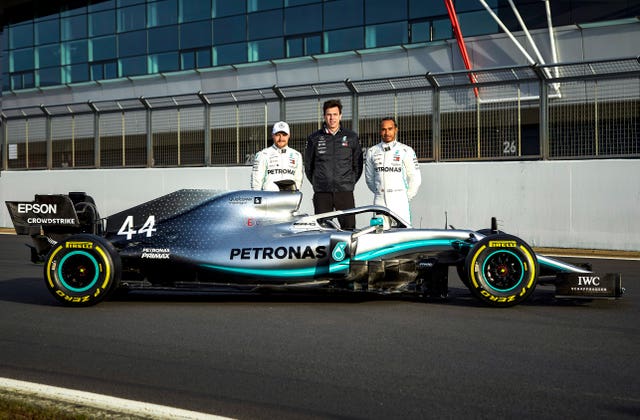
[271,144,288,153]
[381,140,397,151]
[323,124,341,136]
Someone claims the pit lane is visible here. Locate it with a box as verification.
[0,233,638,419]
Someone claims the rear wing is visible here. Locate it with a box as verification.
[6,194,80,235]
[6,192,102,263]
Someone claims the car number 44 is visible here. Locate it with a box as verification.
[117,215,157,239]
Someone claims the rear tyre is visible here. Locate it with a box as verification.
[464,234,538,307]
[44,234,121,307]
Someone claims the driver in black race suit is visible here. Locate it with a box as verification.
[251,121,304,191]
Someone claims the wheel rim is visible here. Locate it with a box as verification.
[58,251,100,293]
[481,250,524,292]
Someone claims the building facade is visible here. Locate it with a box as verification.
[2,0,637,92]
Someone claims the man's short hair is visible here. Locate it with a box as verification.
[380,117,397,127]
[323,99,343,114]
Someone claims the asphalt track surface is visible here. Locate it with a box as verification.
[0,234,638,419]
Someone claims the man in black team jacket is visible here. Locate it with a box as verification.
[305,99,363,230]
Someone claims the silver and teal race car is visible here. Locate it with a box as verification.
[6,188,623,307]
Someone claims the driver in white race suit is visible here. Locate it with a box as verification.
[251,121,304,191]
[365,117,422,224]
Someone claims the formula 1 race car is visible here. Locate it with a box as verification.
[6,189,623,307]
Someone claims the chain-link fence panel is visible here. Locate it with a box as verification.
[440,87,478,160]
[122,110,147,167]
[358,93,397,149]
[6,119,28,169]
[179,107,206,166]
[210,102,269,166]
[151,106,205,167]
[239,103,269,167]
[549,80,598,158]
[358,91,433,160]
[210,105,237,165]
[6,117,47,169]
[595,78,639,157]
[152,109,179,167]
[548,77,640,158]
[27,118,47,169]
[284,98,323,155]
[52,114,95,168]
[100,110,147,167]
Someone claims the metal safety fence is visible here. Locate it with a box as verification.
[1,56,639,170]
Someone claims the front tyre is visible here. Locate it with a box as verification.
[44,234,121,307]
[464,234,538,307]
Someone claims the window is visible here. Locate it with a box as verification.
[181,48,212,70]
[37,68,61,87]
[62,63,89,84]
[248,0,283,13]
[11,71,35,90]
[456,0,497,13]
[117,0,144,6]
[89,0,115,12]
[432,18,451,41]
[118,4,146,32]
[181,51,195,70]
[286,34,321,57]
[285,0,319,5]
[409,21,429,43]
[9,23,34,49]
[36,44,61,68]
[179,0,211,23]
[213,15,246,44]
[248,37,283,62]
[149,52,179,73]
[118,30,147,57]
[10,48,34,72]
[409,17,453,43]
[148,25,178,53]
[196,48,212,68]
[284,4,322,35]
[61,40,88,65]
[35,18,60,45]
[365,22,408,48]
[213,42,247,66]
[365,0,406,24]
[409,16,471,43]
[90,36,117,61]
[90,9,116,37]
[61,14,87,41]
[324,27,363,53]
[181,20,212,49]
[91,60,118,80]
[409,0,447,19]
[120,55,147,76]
[286,37,303,57]
[213,0,246,17]
[148,0,178,27]
[323,0,363,30]
[248,10,283,40]
[458,10,498,37]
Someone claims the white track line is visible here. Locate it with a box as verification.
[0,377,233,419]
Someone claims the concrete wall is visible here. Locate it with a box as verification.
[1,159,638,251]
